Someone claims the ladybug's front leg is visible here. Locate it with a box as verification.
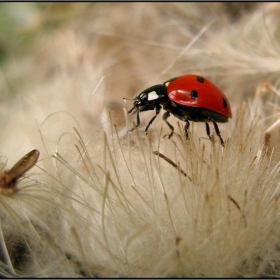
[128,110,140,132]
[128,104,154,132]
[144,105,161,134]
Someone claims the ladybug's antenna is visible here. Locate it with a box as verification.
[123,98,135,101]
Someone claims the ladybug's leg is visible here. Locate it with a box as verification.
[128,110,140,132]
[209,118,225,147]
[163,112,174,139]
[129,104,155,132]
[205,122,212,140]
[136,109,140,127]
[184,120,190,140]
[144,105,161,134]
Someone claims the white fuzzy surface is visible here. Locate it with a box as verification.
[1,2,280,277]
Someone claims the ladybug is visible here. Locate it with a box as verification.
[127,74,232,147]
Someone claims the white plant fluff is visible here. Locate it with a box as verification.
[1,2,280,278]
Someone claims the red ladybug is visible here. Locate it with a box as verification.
[128,74,232,147]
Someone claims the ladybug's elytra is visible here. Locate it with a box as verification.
[127,74,232,147]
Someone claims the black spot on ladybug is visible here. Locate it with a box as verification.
[196,76,204,83]
[164,77,178,84]
[223,97,228,108]
[191,90,198,99]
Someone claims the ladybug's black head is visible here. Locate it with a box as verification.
[128,84,167,114]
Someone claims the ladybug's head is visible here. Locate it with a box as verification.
[128,84,167,114]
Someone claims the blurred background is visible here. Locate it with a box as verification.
[2,2,278,129]
[1,3,280,277]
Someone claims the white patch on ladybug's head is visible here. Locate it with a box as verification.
[147,91,159,101]
[165,82,170,87]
